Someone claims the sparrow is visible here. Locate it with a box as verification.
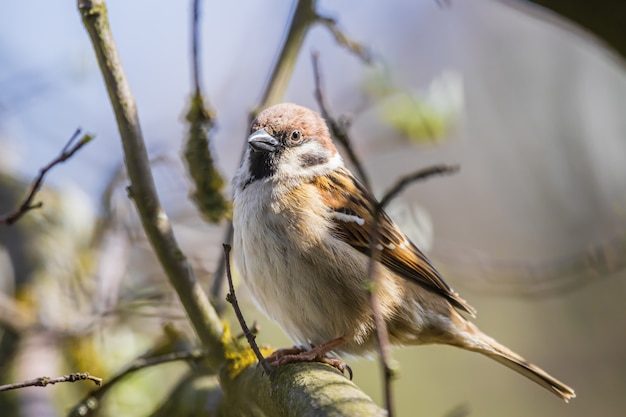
[232,102,575,402]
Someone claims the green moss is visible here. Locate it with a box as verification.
[220,324,274,380]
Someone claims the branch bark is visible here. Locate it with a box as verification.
[0,129,92,225]
[218,363,384,417]
[253,0,317,116]
[0,373,102,392]
[77,0,225,369]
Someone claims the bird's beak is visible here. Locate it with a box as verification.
[248,129,278,153]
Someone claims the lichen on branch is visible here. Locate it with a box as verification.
[184,91,231,223]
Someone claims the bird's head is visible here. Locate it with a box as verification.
[240,103,342,187]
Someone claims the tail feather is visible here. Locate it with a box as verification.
[461,323,576,402]
[486,349,576,402]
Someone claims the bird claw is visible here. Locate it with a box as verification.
[319,357,353,380]
[264,345,306,364]
[261,337,352,379]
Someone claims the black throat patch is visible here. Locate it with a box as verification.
[246,150,279,186]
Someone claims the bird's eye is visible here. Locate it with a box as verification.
[289,130,302,142]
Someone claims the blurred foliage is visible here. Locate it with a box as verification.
[363,68,463,143]
[0,162,200,416]
[148,371,221,417]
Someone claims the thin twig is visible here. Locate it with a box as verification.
[0,372,102,392]
[95,350,205,392]
[68,350,206,417]
[367,164,460,417]
[191,0,202,93]
[0,129,93,226]
[185,0,228,223]
[222,244,273,375]
[311,52,371,189]
[379,164,460,209]
[210,220,234,314]
[78,0,225,368]
[235,321,259,340]
[211,0,318,309]
[365,225,395,416]
[315,15,372,63]
[253,0,317,117]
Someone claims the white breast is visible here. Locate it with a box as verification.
[232,179,379,349]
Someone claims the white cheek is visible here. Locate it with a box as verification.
[276,143,314,177]
[276,143,343,181]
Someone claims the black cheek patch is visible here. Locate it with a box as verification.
[300,153,328,168]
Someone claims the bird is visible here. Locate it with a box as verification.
[231,102,575,402]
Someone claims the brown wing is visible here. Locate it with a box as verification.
[314,167,476,317]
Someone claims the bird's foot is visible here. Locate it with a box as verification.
[264,337,352,379]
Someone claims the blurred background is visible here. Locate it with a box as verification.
[0,0,625,416]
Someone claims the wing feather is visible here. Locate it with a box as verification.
[313,167,476,317]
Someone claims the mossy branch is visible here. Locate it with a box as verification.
[184,91,231,222]
[184,0,230,223]
[218,363,384,417]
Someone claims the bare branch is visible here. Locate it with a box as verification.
[223,244,273,374]
[365,226,396,416]
[78,0,225,368]
[311,52,371,189]
[315,15,372,63]
[68,350,206,417]
[191,0,202,92]
[379,164,460,209]
[185,0,230,223]
[253,0,317,117]
[366,164,460,416]
[0,372,102,392]
[184,91,230,223]
[0,129,93,226]
[210,225,233,314]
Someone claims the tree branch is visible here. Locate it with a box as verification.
[311,52,371,189]
[0,373,102,392]
[77,0,225,368]
[367,164,460,416]
[68,350,206,417]
[0,129,93,226]
[223,244,273,375]
[191,0,202,92]
[184,0,230,223]
[219,362,384,416]
[315,15,372,63]
[253,0,318,116]
[378,164,460,209]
